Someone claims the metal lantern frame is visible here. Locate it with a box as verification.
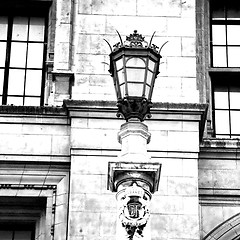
[106,30,164,121]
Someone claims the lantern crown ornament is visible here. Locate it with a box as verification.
[105,30,165,122]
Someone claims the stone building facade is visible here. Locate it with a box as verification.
[0,0,239,240]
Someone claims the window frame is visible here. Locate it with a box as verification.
[0,1,51,106]
[201,0,240,138]
[210,1,240,68]
[211,72,240,138]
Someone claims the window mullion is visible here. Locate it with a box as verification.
[2,16,13,105]
[40,15,48,106]
[23,16,31,106]
[228,85,232,137]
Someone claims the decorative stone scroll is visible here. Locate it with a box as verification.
[117,183,151,239]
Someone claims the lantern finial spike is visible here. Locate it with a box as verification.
[158,41,169,54]
[103,38,113,52]
[148,31,156,48]
[116,30,124,47]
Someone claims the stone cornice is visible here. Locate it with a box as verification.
[64,100,208,141]
[64,100,208,119]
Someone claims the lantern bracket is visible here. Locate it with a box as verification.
[116,97,152,122]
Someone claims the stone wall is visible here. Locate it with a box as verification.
[199,139,240,239]
[65,101,206,240]
[0,106,70,240]
[51,0,200,104]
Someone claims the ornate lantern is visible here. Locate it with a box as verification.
[106,30,162,121]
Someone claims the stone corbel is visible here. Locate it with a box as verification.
[50,71,74,106]
[108,162,161,240]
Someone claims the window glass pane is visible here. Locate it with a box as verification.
[12,17,28,41]
[7,97,23,105]
[0,231,12,240]
[214,88,229,109]
[230,86,240,109]
[24,97,40,106]
[8,69,25,95]
[10,42,27,68]
[211,1,225,20]
[228,47,240,67]
[27,43,44,68]
[0,69,4,95]
[0,42,6,67]
[215,110,230,134]
[212,25,226,45]
[29,17,45,41]
[212,46,227,67]
[231,111,240,134]
[126,57,145,67]
[227,2,240,20]
[227,25,240,45]
[25,70,42,96]
[216,134,231,138]
[0,16,8,40]
[14,231,32,240]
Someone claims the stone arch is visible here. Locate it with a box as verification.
[203,213,240,240]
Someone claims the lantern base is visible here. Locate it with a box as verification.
[116,97,152,122]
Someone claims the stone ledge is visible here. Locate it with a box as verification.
[64,100,207,112]
[201,138,240,149]
[0,105,66,115]
[64,100,208,141]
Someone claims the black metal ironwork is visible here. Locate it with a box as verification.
[106,30,163,122]
[116,97,152,122]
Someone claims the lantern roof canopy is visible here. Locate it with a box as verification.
[112,30,160,52]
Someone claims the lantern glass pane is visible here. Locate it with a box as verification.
[126,57,145,67]
[128,83,143,96]
[120,84,126,97]
[147,70,153,85]
[117,69,125,85]
[116,58,123,70]
[126,68,145,83]
[145,85,150,99]
[148,59,155,71]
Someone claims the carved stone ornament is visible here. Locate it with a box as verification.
[118,183,151,239]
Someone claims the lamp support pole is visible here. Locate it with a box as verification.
[108,119,161,240]
[118,119,151,163]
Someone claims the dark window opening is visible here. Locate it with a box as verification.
[0,196,47,240]
[0,223,35,240]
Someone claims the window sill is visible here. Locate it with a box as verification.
[208,67,240,72]
[201,138,240,149]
